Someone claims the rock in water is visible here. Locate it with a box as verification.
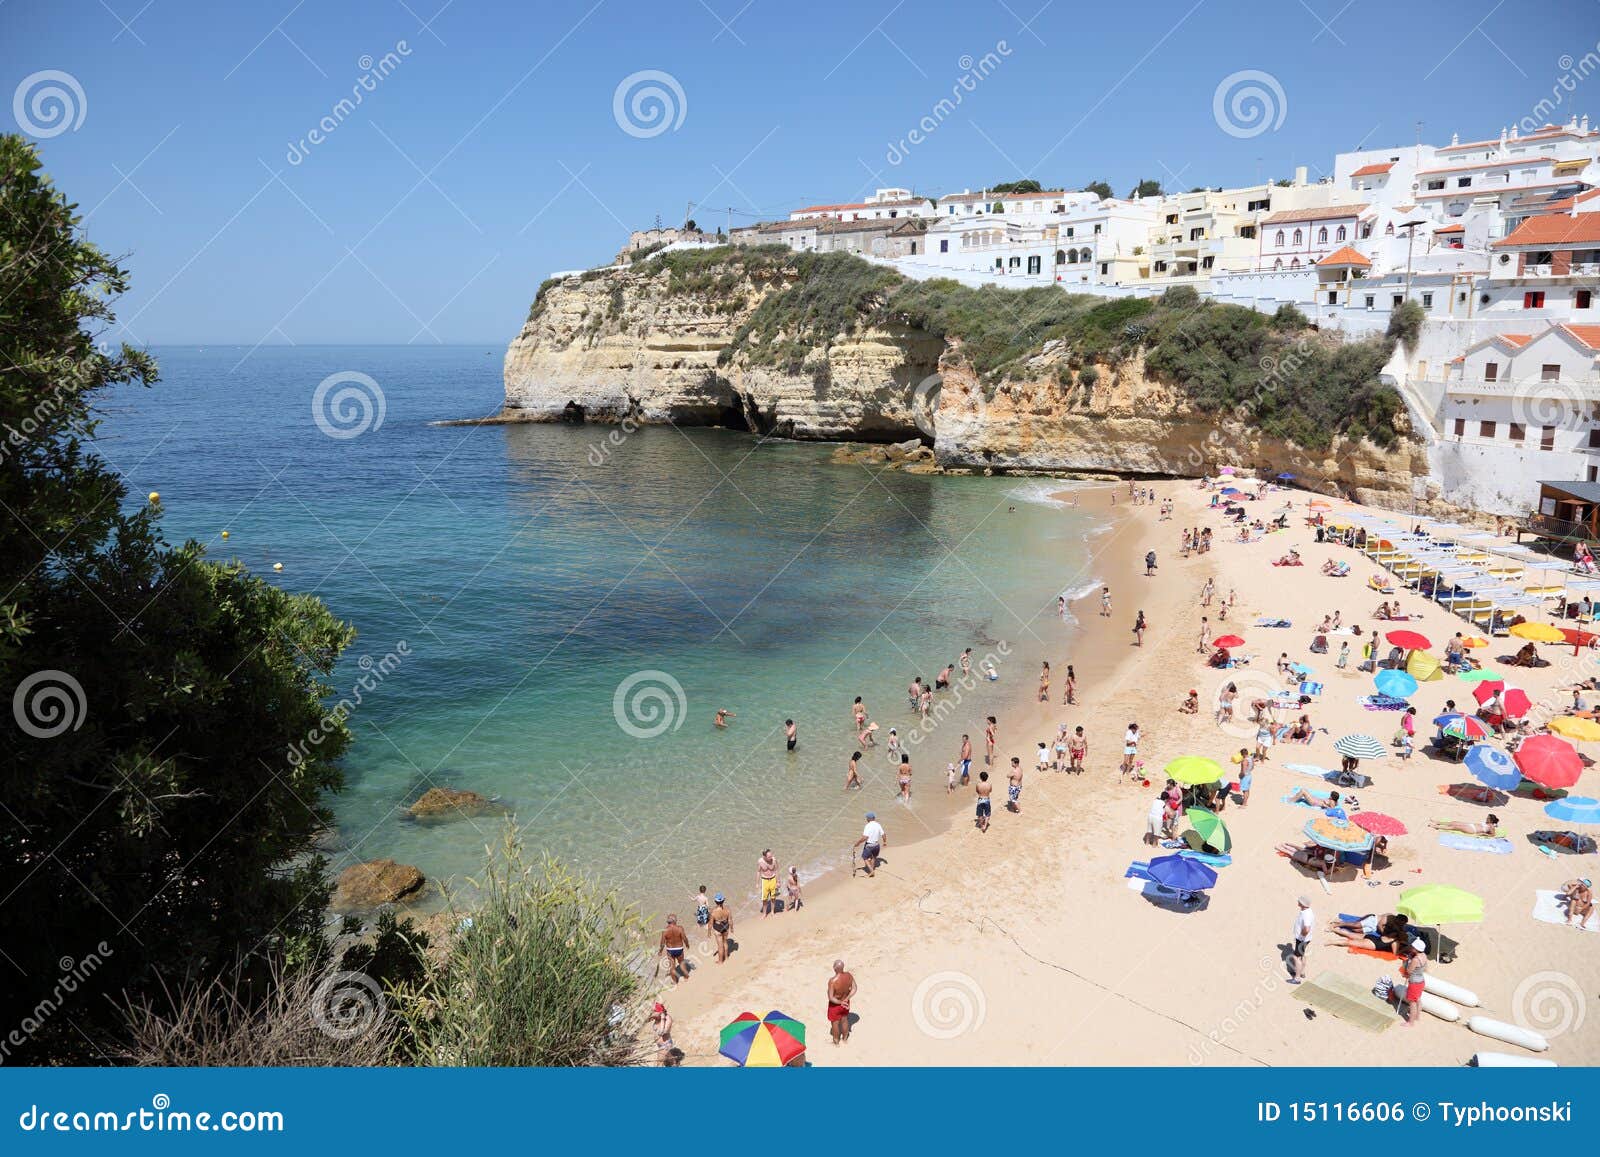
[407,786,498,820]
[333,859,426,909]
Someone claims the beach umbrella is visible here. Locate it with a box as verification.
[1461,636,1489,649]
[1559,627,1599,654]
[1463,744,1523,791]
[1548,715,1600,742]
[1544,796,1600,825]
[1472,682,1531,717]
[1398,884,1484,925]
[1165,755,1226,785]
[1406,650,1444,683]
[1333,734,1387,760]
[1309,499,1332,511]
[719,1010,806,1067]
[1352,811,1408,837]
[1218,466,1235,474]
[1374,669,1418,698]
[1185,807,1231,853]
[1212,634,1245,649]
[1277,472,1295,480]
[1509,621,1565,643]
[1385,629,1432,651]
[1457,668,1501,683]
[1434,714,1490,742]
[1303,814,1374,852]
[1147,853,1218,892]
[1220,486,1242,496]
[1514,734,1583,789]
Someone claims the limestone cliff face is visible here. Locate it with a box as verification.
[503,262,1427,503]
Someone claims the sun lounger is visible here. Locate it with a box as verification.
[1531,889,1599,932]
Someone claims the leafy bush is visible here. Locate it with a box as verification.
[724,250,901,371]
[396,831,650,1067]
[627,240,668,263]
[1387,299,1424,349]
[1272,303,1309,330]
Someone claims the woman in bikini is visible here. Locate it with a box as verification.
[1062,664,1077,705]
[853,696,867,731]
[897,754,913,802]
[844,751,862,791]
[1038,661,1050,702]
[1430,814,1501,837]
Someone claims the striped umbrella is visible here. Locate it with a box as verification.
[1463,744,1522,791]
[1334,734,1387,760]
[1473,682,1531,718]
[1304,814,1374,852]
[1544,797,1600,825]
[719,1010,806,1067]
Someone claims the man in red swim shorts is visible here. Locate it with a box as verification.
[827,959,857,1044]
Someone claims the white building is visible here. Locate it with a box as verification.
[789,189,936,221]
[1257,204,1370,270]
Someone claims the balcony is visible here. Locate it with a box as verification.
[1527,513,1596,544]
[1520,262,1600,278]
[1445,376,1600,399]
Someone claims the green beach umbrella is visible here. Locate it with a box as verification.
[1457,668,1502,683]
[1397,884,1484,925]
[1185,807,1231,853]
[1165,756,1226,785]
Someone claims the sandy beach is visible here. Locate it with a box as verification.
[658,479,1600,1066]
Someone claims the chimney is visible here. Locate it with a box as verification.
[1583,115,1591,133]
[1294,165,1307,185]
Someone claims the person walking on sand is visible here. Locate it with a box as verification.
[709,893,732,963]
[1196,615,1211,653]
[1062,664,1076,705]
[845,750,863,792]
[827,960,857,1044]
[1145,550,1157,577]
[1336,640,1350,670]
[1007,755,1025,813]
[1201,577,1214,606]
[1399,939,1427,1026]
[1101,586,1113,616]
[1121,722,1140,780]
[1133,609,1147,647]
[1069,725,1087,773]
[974,770,993,831]
[757,850,779,918]
[1237,749,1255,807]
[649,1002,674,1064]
[984,715,997,765]
[1288,896,1313,985]
[946,761,958,794]
[959,733,972,785]
[853,812,885,877]
[785,866,803,911]
[658,915,690,985]
[1038,661,1050,702]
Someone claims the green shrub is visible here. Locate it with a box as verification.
[1387,299,1424,349]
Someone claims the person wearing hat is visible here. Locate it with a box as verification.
[1563,877,1594,928]
[1288,896,1314,985]
[1399,938,1428,1026]
[853,812,885,877]
[708,893,732,963]
[649,1001,674,1064]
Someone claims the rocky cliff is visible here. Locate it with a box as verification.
[502,251,1430,504]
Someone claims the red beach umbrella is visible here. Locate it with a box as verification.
[1560,627,1598,655]
[1385,629,1432,651]
[1470,679,1505,698]
[1352,811,1408,838]
[1473,682,1531,718]
[1212,634,1246,649]
[1514,734,1583,789]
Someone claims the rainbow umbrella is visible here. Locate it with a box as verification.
[1463,744,1522,791]
[719,1010,806,1067]
[1434,713,1490,742]
[1165,755,1226,785]
[1304,814,1374,852]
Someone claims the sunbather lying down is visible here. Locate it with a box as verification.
[1275,841,1338,874]
[1273,550,1303,566]
[1327,912,1407,951]
[1286,786,1343,810]
[1430,814,1501,837]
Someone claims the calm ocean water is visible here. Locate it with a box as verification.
[98,346,1108,917]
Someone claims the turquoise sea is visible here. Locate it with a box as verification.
[99,347,1109,917]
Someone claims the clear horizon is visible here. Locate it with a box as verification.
[3,0,1592,349]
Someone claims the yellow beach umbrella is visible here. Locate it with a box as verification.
[1164,756,1226,785]
[1461,636,1488,649]
[1405,650,1444,683]
[1509,622,1565,643]
[1548,716,1600,742]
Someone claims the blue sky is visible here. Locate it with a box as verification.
[2,0,1593,347]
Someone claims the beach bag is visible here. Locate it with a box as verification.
[1373,975,1395,1001]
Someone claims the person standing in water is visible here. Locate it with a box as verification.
[984,715,997,765]
[960,648,972,679]
[784,719,797,752]
[1062,664,1076,705]
[844,751,862,791]
[1038,661,1050,702]
[959,733,972,785]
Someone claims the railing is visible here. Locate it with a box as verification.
[1520,262,1600,277]
[1443,377,1600,398]
[1527,513,1596,543]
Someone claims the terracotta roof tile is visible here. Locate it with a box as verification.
[1493,213,1600,247]
[1261,203,1368,225]
[1350,162,1394,178]
[1317,245,1372,267]
[1562,324,1600,351]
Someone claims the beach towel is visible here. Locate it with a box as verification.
[1358,694,1410,711]
[1181,850,1232,868]
[1123,860,1155,883]
[1299,681,1324,697]
[1532,889,1600,932]
[1347,945,1401,961]
[1437,833,1514,855]
[1283,762,1337,782]
[1282,788,1335,809]
[1293,972,1396,1033]
[1256,618,1292,628]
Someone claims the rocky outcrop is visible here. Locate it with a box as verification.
[407,787,502,821]
[332,859,426,910]
[502,257,1428,503]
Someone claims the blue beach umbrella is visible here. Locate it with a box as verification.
[1146,854,1219,892]
[1463,744,1522,792]
[1277,472,1296,480]
[1220,487,1242,496]
[1544,797,1600,826]
[1375,669,1418,699]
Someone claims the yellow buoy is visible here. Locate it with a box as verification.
[272,562,284,572]
[221,530,230,539]
[147,491,160,503]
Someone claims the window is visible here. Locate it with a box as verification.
[1422,293,1433,309]
[1274,259,1284,270]
[1189,227,1203,240]
[1292,228,1303,245]
[1027,255,1041,275]
[1579,289,1593,309]
[1484,361,1498,381]
[1336,225,1347,241]
[1588,428,1600,448]
[1509,423,1526,442]
[940,239,949,253]
[1385,223,1395,235]
[1457,177,1472,188]
[1291,258,1301,269]
[1392,295,1403,306]
[1100,263,1109,275]
[1425,180,1445,191]
[1055,248,1065,264]
[1453,418,1466,437]
[1542,364,1561,382]
[1364,295,1375,309]
[1479,420,1497,438]
[1590,465,1599,483]
[1008,256,1020,268]
[1542,425,1557,450]
[909,241,917,254]
[1240,225,1255,238]
[1066,227,1074,237]
[1317,227,1328,243]
[1361,223,1373,238]
[1275,230,1285,246]
[1326,291,1337,305]
[1093,224,1102,234]
[1525,291,1546,308]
